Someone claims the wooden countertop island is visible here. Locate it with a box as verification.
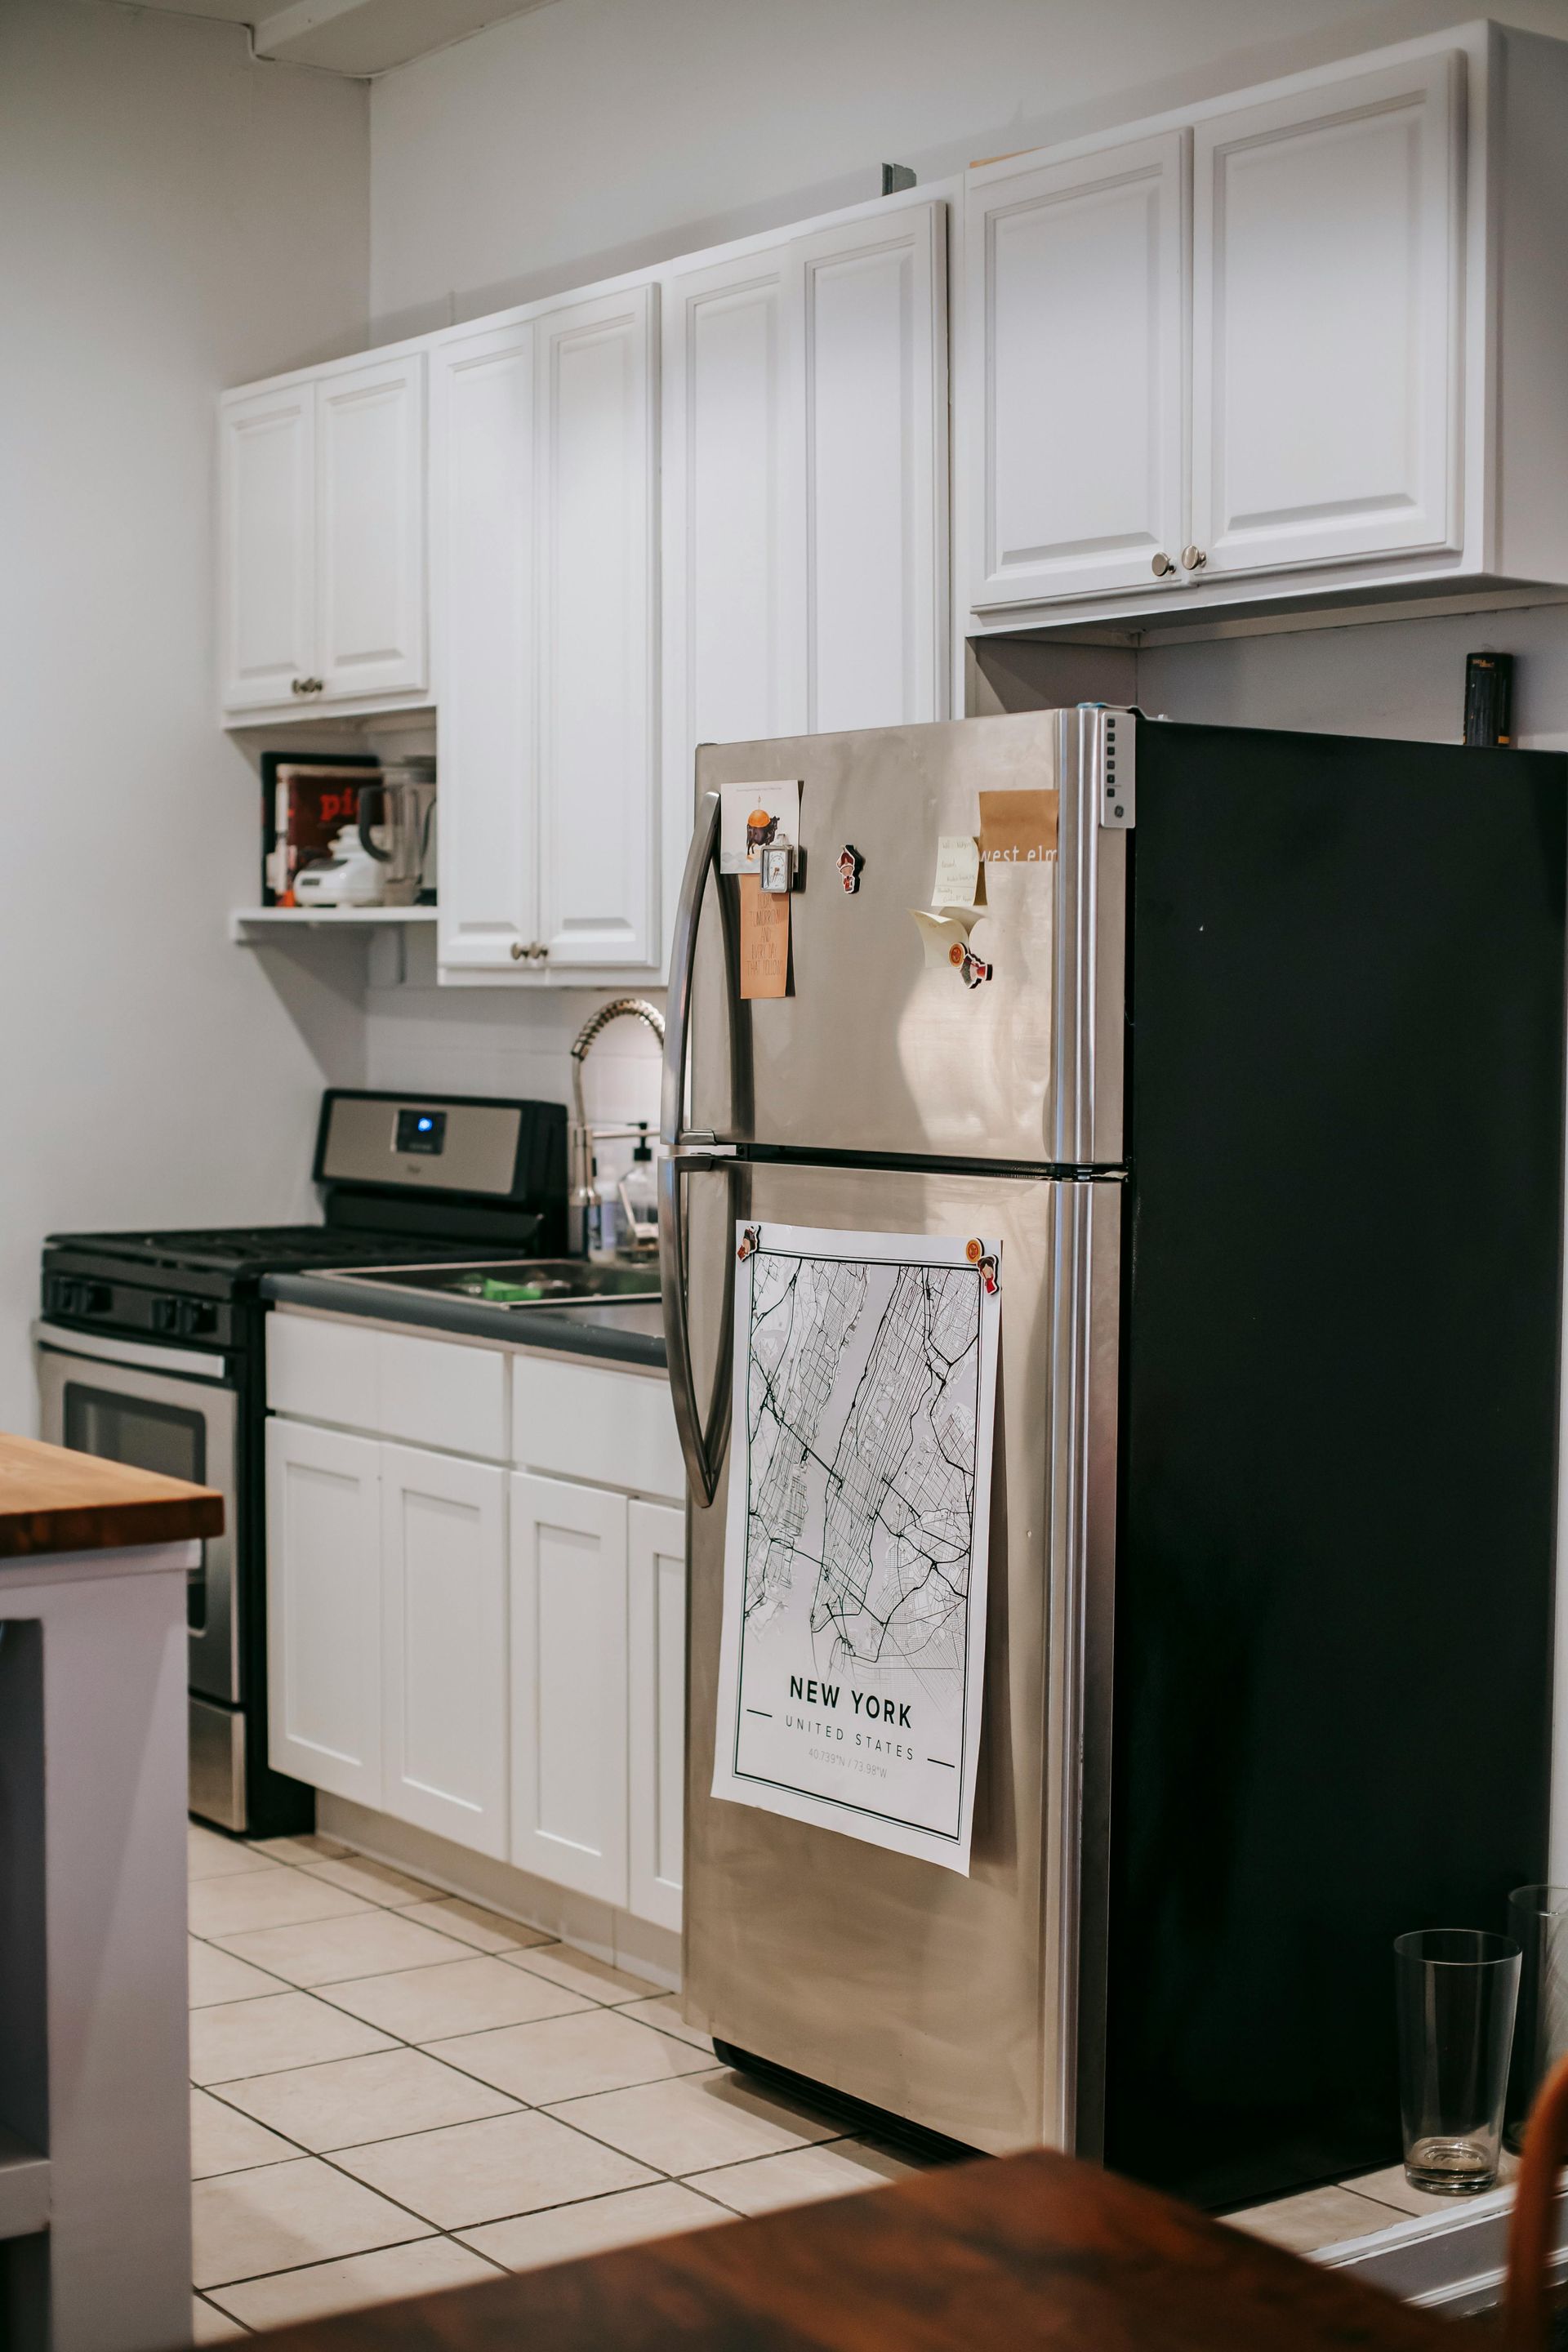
[0,1430,224,1558]
[245,2145,1453,2352]
[0,1432,220,2352]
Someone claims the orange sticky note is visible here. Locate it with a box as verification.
[739,875,790,999]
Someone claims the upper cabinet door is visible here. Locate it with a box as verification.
[534,285,657,970]
[220,384,316,711]
[431,320,539,973]
[969,133,1187,608]
[317,353,428,701]
[800,202,948,731]
[1191,52,1463,578]
[662,244,806,793]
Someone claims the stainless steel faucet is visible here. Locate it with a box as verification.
[568,997,666,1253]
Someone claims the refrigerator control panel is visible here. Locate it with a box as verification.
[1100,710,1135,830]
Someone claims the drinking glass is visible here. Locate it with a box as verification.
[1395,1928,1520,2193]
[1506,1886,1568,2152]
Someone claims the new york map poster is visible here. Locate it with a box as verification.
[711,1222,1001,1874]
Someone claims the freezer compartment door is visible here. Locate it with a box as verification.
[686,711,1127,1166]
[675,1158,1121,2154]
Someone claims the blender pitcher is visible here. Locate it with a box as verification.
[357,759,437,906]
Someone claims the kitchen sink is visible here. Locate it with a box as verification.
[315,1256,660,1307]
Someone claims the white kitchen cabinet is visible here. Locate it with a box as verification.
[265,1417,382,1806]
[267,1312,688,1917]
[627,1499,685,1932]
[430,318,537,973]
[219,382,315,712]
[535,285,657,969]
[431,287,657,981]
[964,22,1568,630]
[661,198,947,913]
[381,1443,508,1857]
[801,207,947,733]
[1191,52,1460,581]
[220,350,427,720]
[510,1471,629,1904]
[967,131,1187,606]
[317,354,428,701]
[661,243,801,764]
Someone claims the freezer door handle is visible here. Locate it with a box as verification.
[660,789,740,1507]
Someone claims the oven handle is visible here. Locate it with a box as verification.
[34,1322,230,1383]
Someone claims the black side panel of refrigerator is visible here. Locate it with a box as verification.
[1104,722,1566,2210]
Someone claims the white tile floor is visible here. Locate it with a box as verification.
[187,1824,920,2341]
[1224,2149,1521,2257]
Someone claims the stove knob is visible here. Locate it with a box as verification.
[152,1296,181,1335]
[81,1283,112,1316]
[176,1300,218,1339]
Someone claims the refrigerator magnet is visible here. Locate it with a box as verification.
[720,780,801,877]
[911,906,986,973]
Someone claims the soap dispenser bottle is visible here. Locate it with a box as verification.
[617,1128,658,1252]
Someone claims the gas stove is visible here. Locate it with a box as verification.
[42,1221,517,1345]
[36,1089,568,1838]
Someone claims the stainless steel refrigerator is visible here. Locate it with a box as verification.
[659,707,1566,2209]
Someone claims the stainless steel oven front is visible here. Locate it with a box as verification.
[36,1322,243,1811]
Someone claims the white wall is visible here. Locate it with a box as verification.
[364,947,665,1196]
[368,0,1568,336]
[0,0,369,1429]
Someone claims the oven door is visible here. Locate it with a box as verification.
[35,1325,240,1704]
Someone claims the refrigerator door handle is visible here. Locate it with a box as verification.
[660,788,722,1153]
[660,789,737,1508]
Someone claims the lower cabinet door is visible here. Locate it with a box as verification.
[627,1500,686,1931]
[381,1442,508,1858]
[510,1472,629,1904]
[266,1418,383,1806]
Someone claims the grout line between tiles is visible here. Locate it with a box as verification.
[189,1829,798,2292]
[205,2229,513,2300]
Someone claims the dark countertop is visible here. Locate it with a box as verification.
[240,2145,1450,2352]
[262,1272,668,1370]
[0,1431,223,1560]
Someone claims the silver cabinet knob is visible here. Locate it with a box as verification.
[291,675,323,695]
[510,940,528,961]
[1151,551,1175,577]
[530,943,550,963]
[1181,545,1207,571]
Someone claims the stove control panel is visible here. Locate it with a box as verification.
[41,1271,233,1350]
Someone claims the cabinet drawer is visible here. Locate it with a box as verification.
[376,1327,507,1459]
[268,1312,378,1429]
[268,1314,508,1459]
[511,1356,683,1499]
